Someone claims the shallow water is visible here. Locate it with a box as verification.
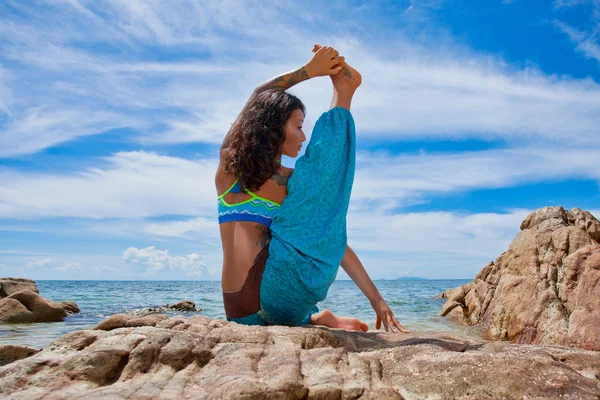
[0,279,480,349]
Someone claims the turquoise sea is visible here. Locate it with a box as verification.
[0,279,480,349]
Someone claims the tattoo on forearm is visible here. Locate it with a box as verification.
[259,67,310,92]
[255,224,272,248]
[271,172,290,186]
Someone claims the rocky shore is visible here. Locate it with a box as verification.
[1,313,599,399]
[438,207,600,351]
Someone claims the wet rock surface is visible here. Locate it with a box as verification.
[123,300,201,319]
[167,300,197,311]
[1,313,599,399]
[439,206,600,350]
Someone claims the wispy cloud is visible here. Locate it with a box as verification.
[553,0,600,64]
[25,257,82,271]
[554,20,600,64]
[2,1,600,159]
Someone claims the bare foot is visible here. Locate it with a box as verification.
[312,44,362,90]
[311,309,369,332]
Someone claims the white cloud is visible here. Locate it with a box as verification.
[0,151,218,219]
[24,258,81,271]
[1,1,599,280]
[0,106,137,158]
[1,147,599,221]
[123,246,209,277]
[351,147,600,208]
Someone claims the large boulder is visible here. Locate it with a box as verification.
[0,278,39,298]
[0,290,72,323]
[0,314,599,399]
[439,206,600,350]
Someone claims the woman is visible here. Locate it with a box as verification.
[215,44,409,333]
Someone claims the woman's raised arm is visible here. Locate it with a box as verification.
[220,45,345,153]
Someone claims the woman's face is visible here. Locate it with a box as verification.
[281,108,306,158]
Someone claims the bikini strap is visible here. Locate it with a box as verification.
[219,179,241,198]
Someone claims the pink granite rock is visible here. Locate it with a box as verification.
[0,278,39,298]
[440,206,600,350]
[0,290,69,323]
[0,314,599,399]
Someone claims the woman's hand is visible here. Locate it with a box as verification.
[371,297,410,333]
[304,45,345,78]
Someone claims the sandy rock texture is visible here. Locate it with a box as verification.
[439,206,600,350]
[1,313,599,399]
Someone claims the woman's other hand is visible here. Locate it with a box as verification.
[304,45,345,78]
[371,297,410,333]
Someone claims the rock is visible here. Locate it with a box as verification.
[0,290,68,323]
[0,345,40,367]
[0,279,80,323]
[123,300,201,318]
[568,207,600,242]
[439,206,600,350]
[0,314,599,399]
[165,300,197,311]
[59,301,80,314]
[0,278,39,298]
[94,314,130,331]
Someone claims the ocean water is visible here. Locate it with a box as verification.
[0,279,480,349]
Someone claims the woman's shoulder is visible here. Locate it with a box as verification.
[269,166,293,187]
[215,163,236,195]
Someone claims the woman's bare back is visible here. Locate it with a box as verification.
[215,165,293,292]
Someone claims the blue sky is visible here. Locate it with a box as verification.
[0,0,599,280]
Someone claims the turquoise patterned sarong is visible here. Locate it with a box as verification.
[230,106,356,326]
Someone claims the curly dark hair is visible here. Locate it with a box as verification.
[221,89,306,191]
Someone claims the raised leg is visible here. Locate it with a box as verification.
[312,44,362,111]
[329,63,362,111]
[310,309,369,332]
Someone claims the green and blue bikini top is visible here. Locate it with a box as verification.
[217,180,281,227]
